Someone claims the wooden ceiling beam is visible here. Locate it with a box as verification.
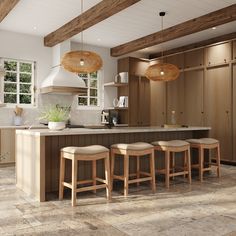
[44,0,141,47]
[149,32,236,59]
[0,0,19,23]
[111,4,236,57]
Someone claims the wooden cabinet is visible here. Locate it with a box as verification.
[206,42,231,66]
[184,70,204,126]
[166,53,184,70]
[150,81,166,125]
[233,64,236,162]
[117,57,150,126]
[0,129,15,164]
[166,73,185,124]
[204,66,232,161]
[184,49,204,68]
[233,40,236,61]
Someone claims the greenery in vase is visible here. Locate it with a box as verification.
[39,105,70,122]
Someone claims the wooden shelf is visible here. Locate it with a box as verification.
[105,107,128,110]
[104,82,128,87]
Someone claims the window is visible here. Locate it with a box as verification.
[1,58,35,105]
[78,71,99,107]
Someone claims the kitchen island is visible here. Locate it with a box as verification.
[15,126,210,201]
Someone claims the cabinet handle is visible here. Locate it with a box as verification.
[201,111,204,114]
[226,111,229,114]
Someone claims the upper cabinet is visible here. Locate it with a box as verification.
[166,53,184,70]
[233,40,236,61]
[184,49,204,68]
[205,42,231,66]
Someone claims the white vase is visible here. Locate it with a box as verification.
[48,121,65,130]
[14,116,22,126]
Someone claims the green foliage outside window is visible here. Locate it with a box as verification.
[2,59,34,105]
[78,72,99,107]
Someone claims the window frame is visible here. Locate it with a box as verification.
[77,71,101,110]
[0,58,36,108]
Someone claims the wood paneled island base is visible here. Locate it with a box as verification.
[15,127,210,202]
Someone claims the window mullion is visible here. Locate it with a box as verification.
[17,61,20,104]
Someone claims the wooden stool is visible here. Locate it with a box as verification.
[59,145,111,206]
[110,142,156,196]
[186,138,220,181]
[152,140,191,188]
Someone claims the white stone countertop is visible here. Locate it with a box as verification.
[15,126,211,137]
[0,124,47,129]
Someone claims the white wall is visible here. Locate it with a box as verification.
[0,29,149,126]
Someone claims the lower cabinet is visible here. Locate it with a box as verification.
[0,129,15,164]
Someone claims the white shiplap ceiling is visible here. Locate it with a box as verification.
[0,0,236,55]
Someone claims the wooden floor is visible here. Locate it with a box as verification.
[1,165,236,235]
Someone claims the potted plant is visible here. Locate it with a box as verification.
[40,105,70,130]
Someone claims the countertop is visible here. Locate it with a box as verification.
[0,124,47,129]
[15,126,211,137]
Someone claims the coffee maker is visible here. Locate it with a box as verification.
[101,109,119,127]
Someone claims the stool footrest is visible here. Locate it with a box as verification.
[169,171,188,177]
[128,177,152,184]
[139,171,151,177]
[76,184,107,193]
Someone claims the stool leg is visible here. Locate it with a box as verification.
[216,144,221,178]
[72,158,78,207]
[92,160,97,194]
[136,156,140,187]
[104,153,111,200]
[165,151,170,189]
[110,150,115,191]
[199,147,204,182]
[184,151,187,178]
[124,154,129,197]
[172,152,175,180]
[59,153,65,200]
[187,148,192,184]
[150,150,156,193]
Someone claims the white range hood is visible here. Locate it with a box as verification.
[40,41,86,95]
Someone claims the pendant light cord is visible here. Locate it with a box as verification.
[160,12,164,63]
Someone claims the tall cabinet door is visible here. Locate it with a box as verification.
[129,75,139,126]
[166,73,185,124]
[139,76,150,126]
[205,66,232,161]
[184,70,204,126]
[150,81,166,125]
[233,64,236,162]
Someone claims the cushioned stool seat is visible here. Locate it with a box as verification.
[152,140,191,188]
[186,138,220,181]
[59,145,111,206]
[111,142,156,196]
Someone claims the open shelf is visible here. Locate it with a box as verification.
[104,107,128,110]
[104,82,128,87]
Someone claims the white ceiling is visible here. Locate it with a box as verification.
[0,0,236,55]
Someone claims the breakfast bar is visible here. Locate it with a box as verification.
[15,126,210,202]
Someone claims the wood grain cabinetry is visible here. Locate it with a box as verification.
[0,129,15,164]
[184,69,204,126]
[150,81,166,125]
[166,53,184,70]
[233,40,236,61]
[204,66,232,161]
[184,49,204,68]
[232,64,236,162]
[117,57,150,126]
[206,42,231,66]
[166,73,185,124]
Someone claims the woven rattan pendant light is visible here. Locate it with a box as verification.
[145,12,179,82]
[61,0,103,73]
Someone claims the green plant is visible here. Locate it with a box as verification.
[39,105,70,122]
